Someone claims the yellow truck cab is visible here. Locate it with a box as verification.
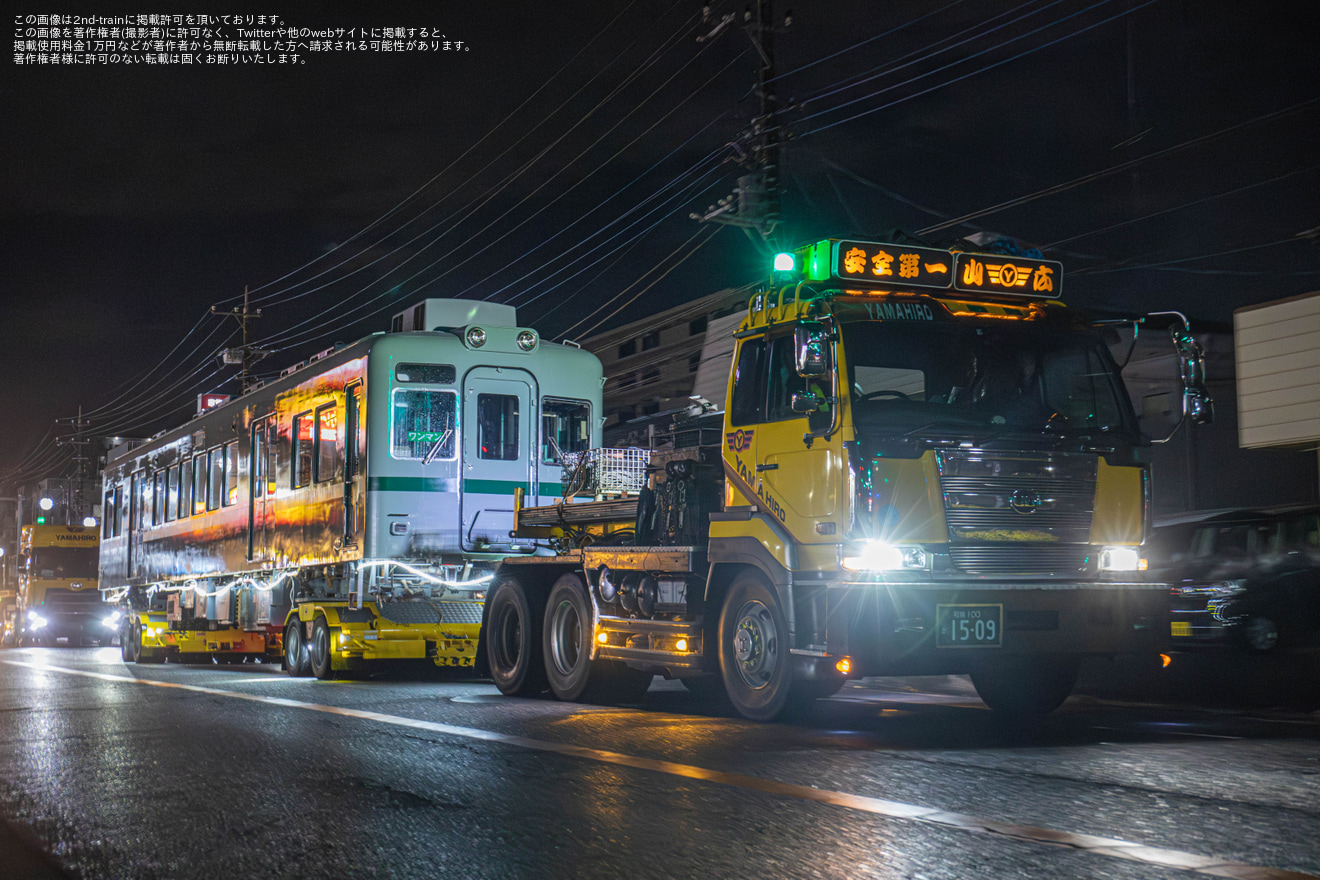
[18,524,109,646]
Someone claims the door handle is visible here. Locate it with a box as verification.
[756,463,778,472]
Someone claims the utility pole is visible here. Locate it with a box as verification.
[213,286,268,394]
[692,0,789,240]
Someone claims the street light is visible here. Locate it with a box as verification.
[38,497,54,511]
[82,516,97,528]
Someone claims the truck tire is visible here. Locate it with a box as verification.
[487,575,547,696]
[718,571,792,721]
[120,622,134,662]
[310,617,338,681]
[284,621,311,677]
[131,622,164,664]
[542,573,652,704]
[970,657,1078,717]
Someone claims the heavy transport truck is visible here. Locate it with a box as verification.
[479,238,1213,720]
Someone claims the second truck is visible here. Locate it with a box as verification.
[482,237,1212,720]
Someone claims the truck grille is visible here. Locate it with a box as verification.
[936,450,1097,575]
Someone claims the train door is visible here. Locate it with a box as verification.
[343,382,362,546]
[128,470,143,578]
[248,416,275,562]
[461,367,536,552]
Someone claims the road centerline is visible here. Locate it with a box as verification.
[4,658,1315,880]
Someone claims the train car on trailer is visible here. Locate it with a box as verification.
[100,299,602,678]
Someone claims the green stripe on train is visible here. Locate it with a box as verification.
[368,477,528,495]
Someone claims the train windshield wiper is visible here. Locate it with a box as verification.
[422,428,453,465]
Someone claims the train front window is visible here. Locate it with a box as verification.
[477,394,520,461]
[392,389,457,461]
[541,398,590,464]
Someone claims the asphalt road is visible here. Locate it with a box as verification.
[1,647,1318,880]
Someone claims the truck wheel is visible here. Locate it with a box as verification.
[542,574,653,704]
[131,623,164,664]
[284,621,311,677]
[120,622,134,662]
[310,617,338,681]
[718,571,792,721]
[970,657,1078,717]
[487,575,547,696]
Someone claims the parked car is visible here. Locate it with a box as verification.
[1149,504,1320,653]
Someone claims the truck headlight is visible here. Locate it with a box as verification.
[842,542,929,572]
[28,613,47,629]
[103,612,122,629]
[1099,546,1145,572]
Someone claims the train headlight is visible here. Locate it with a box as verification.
[841,542,929,572]
[1099,546,1144,572]
[516,330,537,352]
[465,326,487,348]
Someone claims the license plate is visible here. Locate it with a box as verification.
[936,604,1003,648]
[1170,621,1192,637]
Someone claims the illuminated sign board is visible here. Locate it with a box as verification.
[831,241,954,289]
[797,239,1062,298]
[952,252,1062,298]
[197,393,231,414]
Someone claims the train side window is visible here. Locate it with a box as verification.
[225,442,239,506]
[177,463,190,521]
[152,471,166,526]
[192,454,207,516]
[541,398,591,464]
[477,394,519,461]
[208,447,224,510]
[163,466,175,522]
[730,338,767,427]
[292,412,314,488]
[391,389,457,461]
[103,490,115,538]
[314,403,340,483]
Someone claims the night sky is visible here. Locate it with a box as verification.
[3,0,1317,482]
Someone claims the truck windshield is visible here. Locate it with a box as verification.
[840,318,1137,440]
[28,547,99,580]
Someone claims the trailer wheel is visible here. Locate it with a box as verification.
[310,617,338,681]
[486,575,546,696]
[970,656,1078,717]
[284,620,311,677]
[718,571,792,721]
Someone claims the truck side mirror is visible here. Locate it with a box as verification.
[790,392,820,413]
[1171,324,1214,426]
[794,322,830,376]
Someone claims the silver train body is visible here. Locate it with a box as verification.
[99,301,602,659]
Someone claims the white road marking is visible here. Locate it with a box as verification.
[4,659,1315,880]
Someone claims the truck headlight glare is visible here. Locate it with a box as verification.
[28,614,48,629]
[1100,546,1143,572]
[842,542,928,572]
[103,612,122,629]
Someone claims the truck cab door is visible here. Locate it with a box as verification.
[754,333,840,530]
[461,367,536,552]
